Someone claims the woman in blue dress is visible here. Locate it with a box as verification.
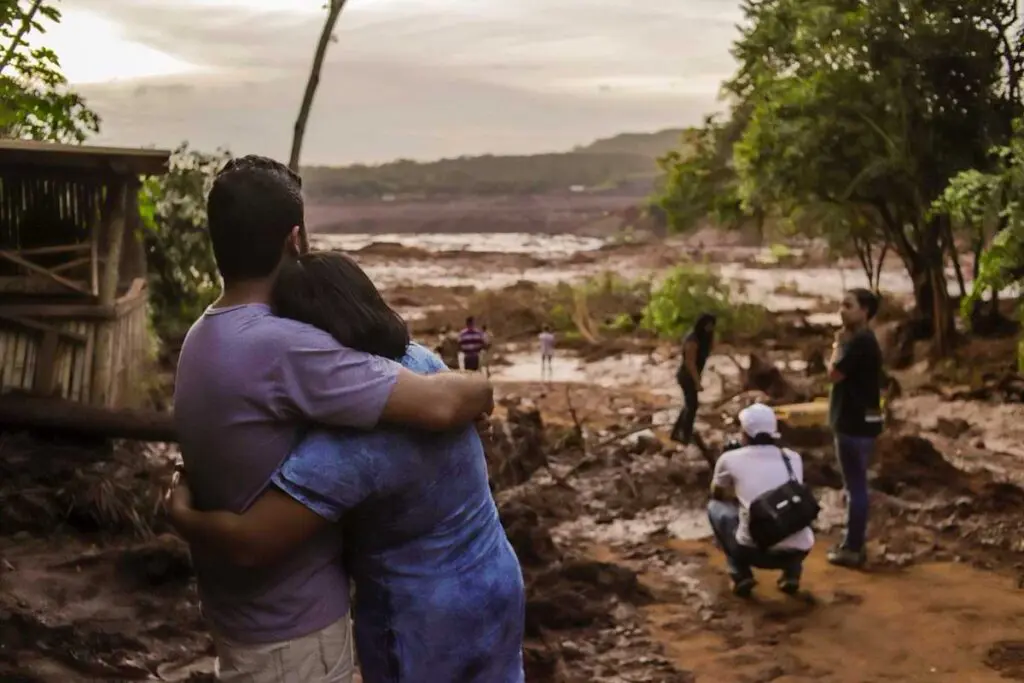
[168,251,525,683]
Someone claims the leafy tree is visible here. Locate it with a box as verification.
[0,0,99,142]
[138,144,228,343]
[654,119,746,233]
[642,265,764,340]
[939,119,1024,333]
[723,0,1023,354]
[784,202,891,292]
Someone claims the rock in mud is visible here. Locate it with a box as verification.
[744,354,805,404]
[526,561,653,636]
[935,417,971,439]
[985,640,1024,680]
[872,434,970,497]
[499,501,561,567]
[486,400,548,491]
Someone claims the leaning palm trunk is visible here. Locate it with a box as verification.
[289,0,348,251]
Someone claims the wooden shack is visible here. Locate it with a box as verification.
[0,141,170,409]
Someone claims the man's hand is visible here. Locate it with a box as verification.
[164,470,195,528]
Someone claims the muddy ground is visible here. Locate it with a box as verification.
[1,234,1022,682]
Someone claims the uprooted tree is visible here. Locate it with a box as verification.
[657,0,1024,356]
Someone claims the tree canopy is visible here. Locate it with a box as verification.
[657,0,1024,353]
[0,0,99,142]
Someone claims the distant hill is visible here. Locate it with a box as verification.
[301,128,694,200]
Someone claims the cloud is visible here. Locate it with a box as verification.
[69,0,738,163]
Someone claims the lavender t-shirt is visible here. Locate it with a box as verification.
[174,303,400,644]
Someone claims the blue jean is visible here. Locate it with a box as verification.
[835,433,876,552]
[707,500,806,583]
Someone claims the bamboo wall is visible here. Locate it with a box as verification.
[0,280,151,408]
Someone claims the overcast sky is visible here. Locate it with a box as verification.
[44,0,739,165]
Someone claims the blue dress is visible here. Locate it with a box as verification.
[271,343,525,683]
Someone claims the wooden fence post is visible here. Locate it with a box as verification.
[90,181,127,407]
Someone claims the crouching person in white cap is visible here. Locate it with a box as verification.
[708,403,817,598]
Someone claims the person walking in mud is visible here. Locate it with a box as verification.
[708,404,815,597]
[434,324,460,370]
[671,313,716,445]
[459,316,487,372]
[538,325,555,381]
[827,288,884,569]
[172,156,494,683]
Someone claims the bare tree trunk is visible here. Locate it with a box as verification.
[942,217,967,299]
[872,242,889,292]
[289,0,347,250]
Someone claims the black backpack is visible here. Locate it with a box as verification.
[747,448,820,550]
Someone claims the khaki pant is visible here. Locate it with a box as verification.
[213,618,355,683]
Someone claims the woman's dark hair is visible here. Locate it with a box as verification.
[271,251,410,360]
[694,312,717,345]
[847,288,880,320]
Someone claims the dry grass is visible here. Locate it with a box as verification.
[0,432,175,538]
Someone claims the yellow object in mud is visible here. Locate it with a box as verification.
[773,398,830,428]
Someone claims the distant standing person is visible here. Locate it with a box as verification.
[538,325,555,381]
[481,324,492,377]
[435,325,460,370]
[827,288,884,569]
[671,313,716,445]
[459,316,487,371]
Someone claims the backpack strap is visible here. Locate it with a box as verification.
[779,447,796,482]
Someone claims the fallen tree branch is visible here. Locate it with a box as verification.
[0,394,176,442]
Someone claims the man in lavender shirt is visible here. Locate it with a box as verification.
[174,156,494,682]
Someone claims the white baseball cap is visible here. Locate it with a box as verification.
[739,402,780,439]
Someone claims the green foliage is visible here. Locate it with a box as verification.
[707,0,1024,347]
[654,119,745,233]
[544,273,651,334]
[300,130,684,199]
[641,265,764,340]
[944,124,1024,322]
[138,144,229,342]
[0,0,99,142]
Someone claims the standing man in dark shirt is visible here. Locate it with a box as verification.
[671,313,716,445]
[827,288,884,568]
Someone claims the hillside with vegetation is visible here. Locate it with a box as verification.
[300,129,694,200]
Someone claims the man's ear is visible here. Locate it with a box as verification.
[287,225,303,256]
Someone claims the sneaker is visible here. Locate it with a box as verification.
[827,546,866,568]
[732,577,756,598]
[777,577,800,595]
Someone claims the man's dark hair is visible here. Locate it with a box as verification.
[848,288,880,320]
[466,316,475,327]
[271,251,410,360]
[207,155,304,283]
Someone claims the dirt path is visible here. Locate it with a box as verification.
[641,539,1024,682]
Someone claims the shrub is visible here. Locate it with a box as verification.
[641,265,764,340]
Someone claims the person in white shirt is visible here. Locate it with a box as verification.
[708,403,815,597]
[538,325,555,381]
